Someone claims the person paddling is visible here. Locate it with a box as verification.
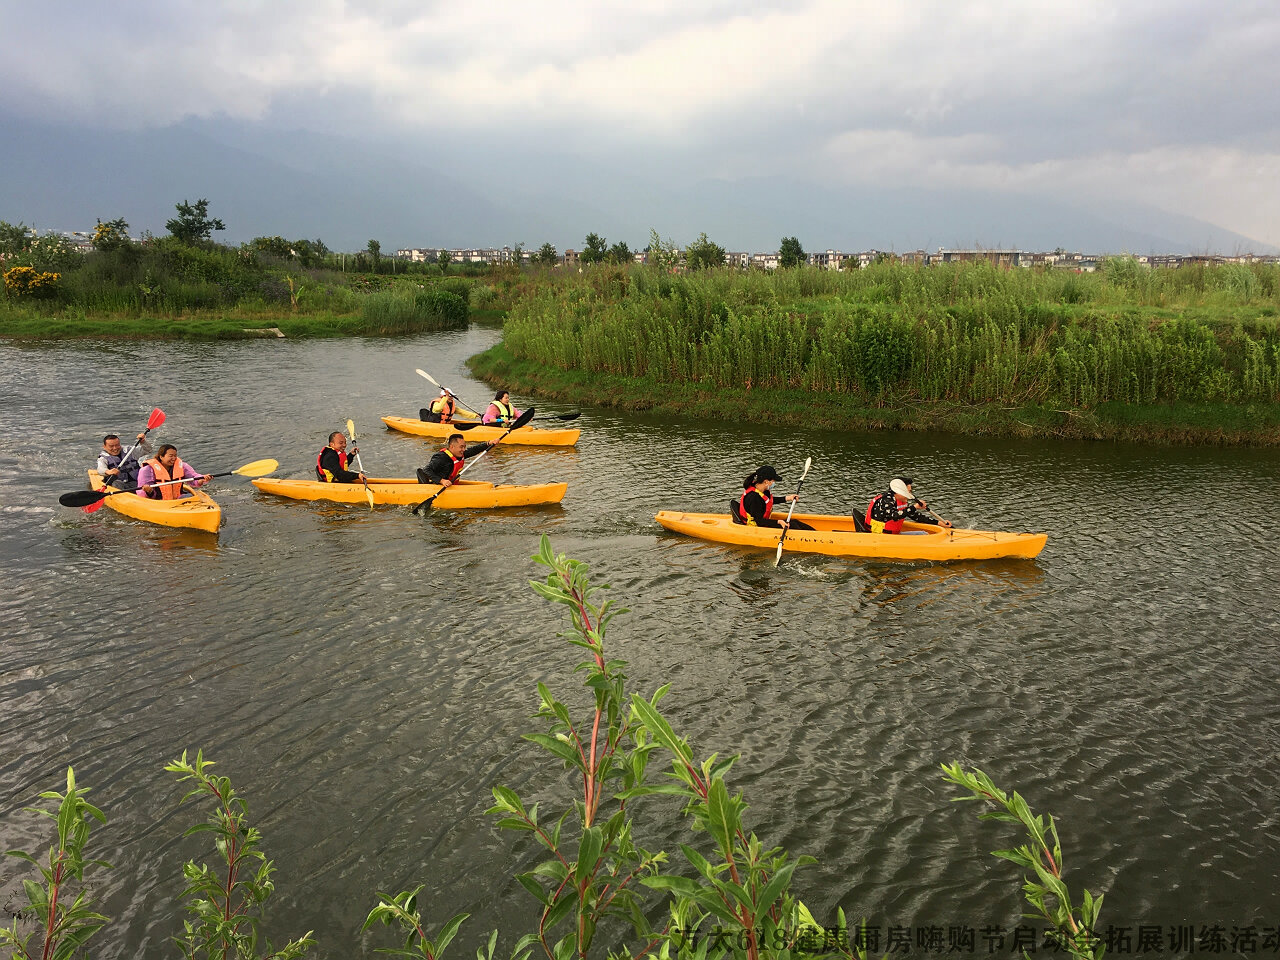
[416,433,495,486]
[136,445,211,499]
[864,477,951,534]
[482,390,522,425]
[733,465,813,530]
[316,431,366,484]
[424,388,458,424]
[96,432,151,489]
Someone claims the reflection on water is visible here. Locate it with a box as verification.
[1,330,1279,959]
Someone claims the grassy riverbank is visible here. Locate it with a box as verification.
[0,303,461,340]
[474,261,1280,445]
[470,342,1280,444]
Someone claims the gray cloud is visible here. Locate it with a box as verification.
[3,0,1278,245]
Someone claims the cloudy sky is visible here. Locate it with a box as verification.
[3,0,1279,251]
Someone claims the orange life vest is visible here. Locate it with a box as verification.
[431,396,456,421]
[738,488,773,526]
[145,457,189,500]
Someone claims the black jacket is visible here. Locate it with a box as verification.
[420,442,491,483]
[318,447,362,484]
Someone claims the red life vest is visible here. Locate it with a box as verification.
[440,448,464,482]
[144,457,189,500]
[865,494,904,534]
[316,447,350,482]
[738,488,774,525]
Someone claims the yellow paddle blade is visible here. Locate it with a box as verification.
[364,486,375,510]
[232,459,279,477]
[347,418,357,440]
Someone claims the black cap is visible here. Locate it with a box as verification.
[755,464,781,482]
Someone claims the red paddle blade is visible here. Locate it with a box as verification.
[82,498,107,514]
[146,407,165,430]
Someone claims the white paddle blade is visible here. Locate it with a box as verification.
[346,418,357,441]
[801,456,812,478]
[415,368,441,387]
[774,540,785,566]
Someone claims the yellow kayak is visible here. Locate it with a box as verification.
[252,476,567,508]
[654,510,1047,561]
[88,470,221,534]
[381,415,580,446]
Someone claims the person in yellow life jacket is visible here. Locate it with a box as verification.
[864,477,952,534]
[416,433,495,485]
[482,390,522,425]
[316,432,366,483]
[731,465,814,530]
[135,444,211,499]
[424,388,457,424]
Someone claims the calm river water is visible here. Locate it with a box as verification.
[2,327,1279,957]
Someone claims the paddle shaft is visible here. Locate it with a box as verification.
[774,459,812,564]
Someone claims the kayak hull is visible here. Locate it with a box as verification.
[252,476,567,508]
[381,416,579,446]
[654,511,1047,561]
[88,470,221,534]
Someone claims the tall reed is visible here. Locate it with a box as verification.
[500,263,1280,406]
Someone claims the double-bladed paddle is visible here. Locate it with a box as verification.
[414,367,575,424]
[774,457,812,567]
[411,407,535,515]
[346,419,376,510]
[61,458,279,510]
[414,368,482,420]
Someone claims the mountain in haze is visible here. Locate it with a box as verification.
[3,114,1273,255]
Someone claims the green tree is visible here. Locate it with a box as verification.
[367,239,382,270]
[607,241,632,264]
[580,232,607,264]
[437,248,452,273]
[166,198,226,245]
[93,217,130,251]
[0,220,33,255]
[536,242,558,266]
[779,236,806,269]
[646,228,679,270]
[251,235,293,258]
[684,231,726,270]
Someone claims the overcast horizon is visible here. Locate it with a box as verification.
[4,1,1279,254]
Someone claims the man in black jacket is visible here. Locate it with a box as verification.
[416,433,494,485]
[316,432,366,484]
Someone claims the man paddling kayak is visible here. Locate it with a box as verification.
[423,388,458,423]
[732,465,813,530]
[316,432,366,484]
[482,390,522,425]
[416,433,495,486]
[96,432,151,489]
[864,477,951,533]
[136,445,211,499]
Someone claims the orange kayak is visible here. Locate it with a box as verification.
[381,416,579,446]
[654,511,1047,561]
[252,476,567,508]
[88,470,221,534]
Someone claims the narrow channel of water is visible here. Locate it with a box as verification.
[1,328,1278,957]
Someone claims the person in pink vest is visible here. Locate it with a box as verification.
[482,390,522,425]
[135,444,210,499]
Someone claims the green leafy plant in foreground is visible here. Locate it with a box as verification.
[942,764,1103,960]
[1,768,110,960]
[166,750,315,960]
[371,535,833,960]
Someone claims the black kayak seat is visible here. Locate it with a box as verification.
[729,498,746,524]
[851,512,871,533]
[419,408,443,423]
